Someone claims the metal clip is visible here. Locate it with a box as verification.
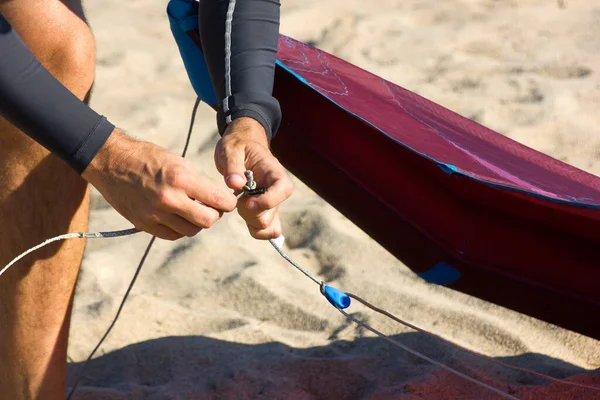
[244,170,257,191]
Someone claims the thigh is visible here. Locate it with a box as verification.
[0,0,95,246]
[0,1,96,397]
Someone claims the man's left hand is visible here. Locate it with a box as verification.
[214,117,293,239]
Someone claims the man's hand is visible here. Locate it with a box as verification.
[82,129,238,241]
[214,117,293,239]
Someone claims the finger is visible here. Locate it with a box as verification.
[215,140,247,190]
[174,198,222,230]
[237,206,277,231]
[162,213,203,237]
[247,214,282,240]
[145,224,184,241]
[245,173,293,213]
[183,176,238,213]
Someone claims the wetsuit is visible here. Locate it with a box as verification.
[0,0,281,174]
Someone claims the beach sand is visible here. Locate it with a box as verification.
[66,0,600,398]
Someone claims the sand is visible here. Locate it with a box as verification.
[66,0,599,398]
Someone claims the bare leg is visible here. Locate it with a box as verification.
[0,1,96,399]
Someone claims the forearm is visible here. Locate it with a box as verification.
[0,13,113,173]
[198,0,281,141]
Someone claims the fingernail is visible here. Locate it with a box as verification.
[247,201,257,211]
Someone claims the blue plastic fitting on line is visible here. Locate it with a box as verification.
[322,285,351,309]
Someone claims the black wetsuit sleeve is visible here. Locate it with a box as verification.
[0,13,114,173]
[199,0,281,141]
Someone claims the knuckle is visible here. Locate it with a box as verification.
[165,165,188,188]
[156,190,175,209]
[199,213,219,229]
[256,216,272,230]
[223,135,241,148]
[200,217,213,229]
[210,211,222,224]
[210,190,228,209]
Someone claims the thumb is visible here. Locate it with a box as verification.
[217,143,247,190]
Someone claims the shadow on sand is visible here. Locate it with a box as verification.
[67,331,600,400]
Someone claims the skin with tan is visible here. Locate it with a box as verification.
[0,1,292,399]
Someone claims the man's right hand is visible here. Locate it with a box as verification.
[82,129,237,240]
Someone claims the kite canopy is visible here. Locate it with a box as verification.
[270,35,600,340]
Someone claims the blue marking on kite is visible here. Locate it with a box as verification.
[438,163,459,175]
[418,263,461,286]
